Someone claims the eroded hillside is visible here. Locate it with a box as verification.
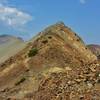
[0,22,99,100]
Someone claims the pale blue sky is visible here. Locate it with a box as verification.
[0,0,100,44]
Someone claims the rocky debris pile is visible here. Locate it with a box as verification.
[32,62,100,100]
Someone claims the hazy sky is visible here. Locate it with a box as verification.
[0,0,100,44]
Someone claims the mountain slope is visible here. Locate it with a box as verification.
[0,35,26,63]
[88,44,100,59]
[0,22,99,100]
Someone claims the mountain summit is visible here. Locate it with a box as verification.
[0,22,99,100]
[33,22,97,63]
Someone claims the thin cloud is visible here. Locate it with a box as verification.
[0,5,32,27]
[0,0,32,31]
[0,0,8,4]
[79,0,86,4]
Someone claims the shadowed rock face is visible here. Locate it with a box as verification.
[0,22,99,100]
[88,44,100,59]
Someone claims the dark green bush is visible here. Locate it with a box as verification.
[15,77,26,86]
[28,48,38,57]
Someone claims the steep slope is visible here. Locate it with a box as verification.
[0,22,99,100]
[88,44,100,59]
[0,35,26,64]
[35,22,97,63]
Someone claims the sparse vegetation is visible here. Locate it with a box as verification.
[15,77,26,86]
[28,48,38,57]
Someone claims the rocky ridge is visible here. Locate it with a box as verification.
[0,22,99,100]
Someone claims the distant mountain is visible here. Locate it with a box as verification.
[88,44,100,59]
[0,34,23,44]
[0,35,25,63]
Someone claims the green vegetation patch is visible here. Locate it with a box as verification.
[28,48,38,57]
[15,77,26,86]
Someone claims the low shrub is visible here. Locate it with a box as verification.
[15,77,26,86]
[28,48,38,57]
